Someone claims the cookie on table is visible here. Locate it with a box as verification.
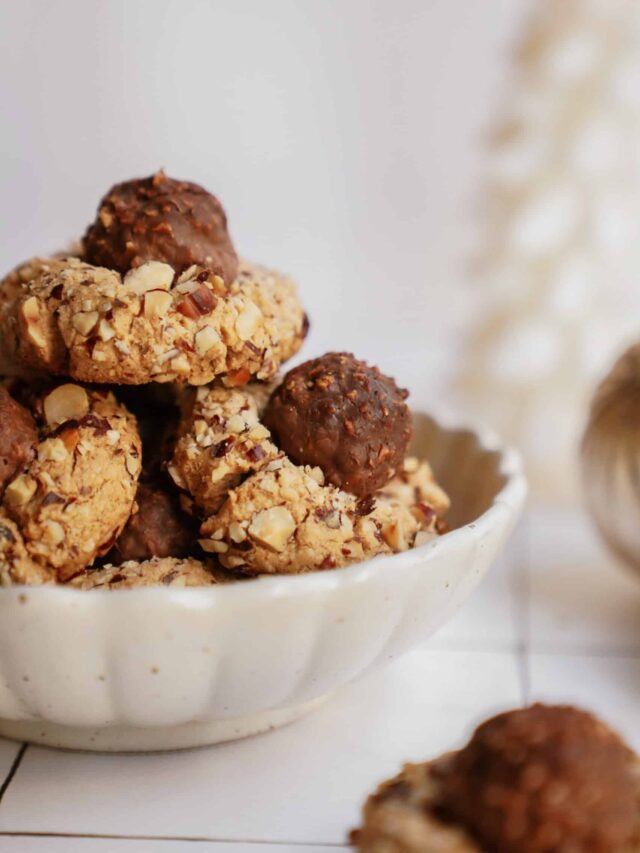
[0,382,141,584]
[0,257,307,386]
[352,704,640,853]
[69,556,218,589]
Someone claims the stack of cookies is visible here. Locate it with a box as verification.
[0,172,449,589]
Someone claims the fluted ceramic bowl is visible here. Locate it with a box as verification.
[0,411,526,752]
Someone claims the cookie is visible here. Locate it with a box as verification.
[198,457,441,575]
[352,705,640,853]
[0,385,38,497]
[0,513,52,587]
[352,759,477,853]
[69,556,218,589]
[1,383,141,583]
[376,457,450,528]
[0,257,306,386]
[169,381,281,514]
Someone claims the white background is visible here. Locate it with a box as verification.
[0,0,527,406]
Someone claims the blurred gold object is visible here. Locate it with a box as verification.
[582,344,640,575]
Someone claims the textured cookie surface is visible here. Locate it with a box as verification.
[69,556,217,589]
[0,257,306,386]
[199,455,445,575]
[0,384,141,583]
[353,759,478,853]
[170,381,281,515]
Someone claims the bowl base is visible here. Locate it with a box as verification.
[0,696,328,752]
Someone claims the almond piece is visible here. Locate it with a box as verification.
[248,506,296,552]
[43,385,90,426]
[4,475,37,507]
[21,297,46,348]
[123,261,174,295]
[144,290,173,319]
[37,438,69,463]
[194,325,221,355]
[97,319,115,341]
[199,538,229,554]
[235,302,262,341]
[42,520,65,545]
[72,311,99,337]
[171,354,191,374]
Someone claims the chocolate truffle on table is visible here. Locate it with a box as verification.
[438,704,638,853]
[0,386,38,497]
[263,352,412,496]
[82,170,238,281]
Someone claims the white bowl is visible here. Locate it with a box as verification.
[0,411,526,752]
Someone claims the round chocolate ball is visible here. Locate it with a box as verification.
[113,483,196,563]
[263,352,412,496]
[438,704,637,853]
[0,386,38,498]
[83,170,238,280]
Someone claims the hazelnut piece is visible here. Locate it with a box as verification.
[43,384,90,427]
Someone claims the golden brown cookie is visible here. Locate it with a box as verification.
[1,383,141,584]
[0,257,306,386]
[198,457,442,575]
[69,556,218,589]
[169,382,281,515]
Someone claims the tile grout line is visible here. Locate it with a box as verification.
[0,743,28,805]
[0,830,348,847]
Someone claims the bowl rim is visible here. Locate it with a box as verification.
[0,408,527,604]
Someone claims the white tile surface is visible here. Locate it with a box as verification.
[528,653,640,752]
[0,740,21,791]
[527,506,640,654]
[0,650,522,845]
[0,839,339,852]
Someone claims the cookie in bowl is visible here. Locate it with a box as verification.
[181,353,450,575]
[0,172,308,386]
[0,382,141,585]
[352,704,640,853]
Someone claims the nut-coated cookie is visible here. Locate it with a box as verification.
[352,706,640,853]
[0,383,141,584]
[0,257,306,386]
[199,456,446,575]
[69,556,218,589]
[169,381,281,515]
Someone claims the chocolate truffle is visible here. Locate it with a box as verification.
[0,386,38,497]
[112,483,196,563]
[83,170,238,280]
[438,703,637,853]
[263,352,412,496]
